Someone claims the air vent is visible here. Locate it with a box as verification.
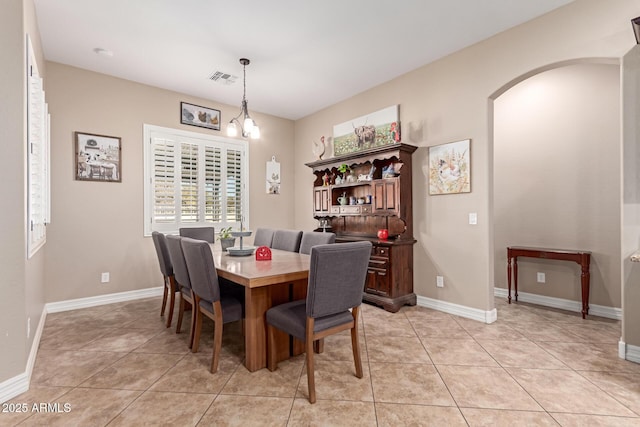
[209,71,238,85]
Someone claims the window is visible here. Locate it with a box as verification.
[27,35,50,258]
[143,124,249,236]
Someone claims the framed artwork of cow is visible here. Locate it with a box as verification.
[332,104,400,156]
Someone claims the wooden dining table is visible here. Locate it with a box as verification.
[210,245,310,372]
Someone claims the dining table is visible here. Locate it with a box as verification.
[209,244,311,372]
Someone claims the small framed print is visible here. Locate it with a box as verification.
[180,102,221,131]
[428,139,471,195]
[75,132,121,182]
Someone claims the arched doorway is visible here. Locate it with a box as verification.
[490,61,622,321]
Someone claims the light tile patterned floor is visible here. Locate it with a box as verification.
[3,297,640,426]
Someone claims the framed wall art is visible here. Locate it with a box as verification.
[75,131,121,182]
[180,101,221,131]
[266,156,281,194]
[332,104,400,156]
[428,139,471,195]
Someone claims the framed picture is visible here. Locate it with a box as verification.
[180,102,221,131]
[266,156,281,194]
[333,105,401,156]
[75,132,121,182]
[428,139,471,195]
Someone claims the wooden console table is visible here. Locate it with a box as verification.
[507,246,591,319]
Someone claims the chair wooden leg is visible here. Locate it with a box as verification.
[192,296,203,353]
[175,292,185,334]
[351,306,363,378]
[313,338,324,354]
[267,324,277,372]
[306,317,316,404]
[166,276,177,328]
[188,293,196,349]
[160,276,168,317]
[211,301,223,374]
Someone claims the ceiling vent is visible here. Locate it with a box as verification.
[209,71,238,85]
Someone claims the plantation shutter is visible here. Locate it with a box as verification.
[226,149,243,222]
[180,142,199,223]
[205,146,222,222]
[151,137,177,224]
[144,125,248,235]
[27,35,50,258]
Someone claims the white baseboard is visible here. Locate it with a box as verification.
[0,373,28,405]
[625,343,640,364]
[0,286,162,403]
[416,295,497,324]
[46,287,163,313]
[0,306,46,404]
[493,287,621,320]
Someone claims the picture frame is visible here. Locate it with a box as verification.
[332,105,401,156]
[428,139,471,195]
[75,131,121,182]
[180,101,221,131]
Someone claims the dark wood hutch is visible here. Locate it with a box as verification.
[305,143,417,312]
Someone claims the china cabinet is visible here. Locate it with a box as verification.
[306,143,417,312]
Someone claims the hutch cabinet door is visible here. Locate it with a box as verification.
[373,179,399,214]
[365,267,390,296]
[313,187,330,214]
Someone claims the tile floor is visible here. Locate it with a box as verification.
[3,297,640,426]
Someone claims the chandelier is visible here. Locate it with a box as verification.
[227,58,260,139]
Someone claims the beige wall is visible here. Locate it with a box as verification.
[293,0,637,314]
[494,63,620,308]
[623,45,640,347]
[0,0,28,384]
[0,0,47,384]
[44,63,295,303]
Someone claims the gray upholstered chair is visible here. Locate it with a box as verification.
[253,228,275,247]
[151,231,177,328]
[298,231,336,255]
[181,237,243,373]
[266,241,372,403]
[179,227,215,243]
[271,229,303,252]
[166,235,196,348]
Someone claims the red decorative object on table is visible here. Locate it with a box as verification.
[377,229,389,240]
[256,246,272,261]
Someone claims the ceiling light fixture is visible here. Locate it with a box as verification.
[227,58,260,139]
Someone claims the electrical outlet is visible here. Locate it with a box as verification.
[436,275,444,287]
[468,212,478,225]
[537,272,545,283]
[27,317,31,338]
[101,272,110,283]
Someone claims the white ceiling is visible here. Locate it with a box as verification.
[33,0,574,120]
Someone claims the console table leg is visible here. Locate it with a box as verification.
[513,258,519,302]
[581,264,590,319]
[507,256,512,304]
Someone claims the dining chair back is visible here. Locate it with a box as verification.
[181,237,243,373]
[253,228,275,247]
[298,231,336,255]
[179,227,215,243]
[271,229,303,252]
[166,235,196,347]
[266,241,372,403]
[151,231,177,328]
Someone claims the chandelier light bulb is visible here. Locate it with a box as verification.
[250,125,260,139]
[227,121,238,137]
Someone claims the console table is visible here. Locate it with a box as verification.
[507,246,591,319]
